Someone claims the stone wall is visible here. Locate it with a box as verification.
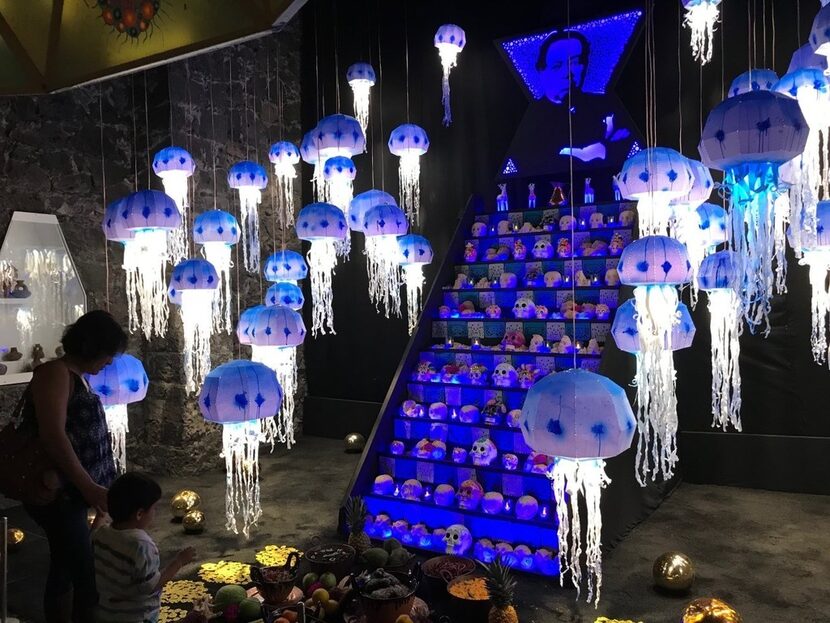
[0,22,303,475]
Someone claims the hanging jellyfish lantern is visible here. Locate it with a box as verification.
[615,236,693,484]
[199,359,282,539]
[264,249,309,286]
[697,250,744,431]
[152,146,195,264]
[434,24,466,126]
[193,210,240,334]
[699,87,809,334]
[680,0,721,65]
[789,43,828,74]
[398,234,434,335]
[265,282,304,310]
[695,202,729,254]
[349,189,398,234]
[810,4,830,58]
[296,202,348,336]
[228,161,268,274]
[388,124,430,226]
[728,68,779,97]
[520,369,636,607]
[323,156,357,258]
[168,258,219,394]
[363,203,409,318]
[316,114,366,161]
[346,62,376,136]
[114,190,182,339]
[616,147,694,236]
[268,141,301,228]
[300,129,325,202]
[86,354,149,473]
[103,196,137,271]
[237,304,267,346]
[249,305,306,449]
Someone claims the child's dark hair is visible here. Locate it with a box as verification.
[107,472,162,522]
[61,309,128,362]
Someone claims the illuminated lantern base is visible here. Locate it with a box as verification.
[707,289,743,431]
[124,229,170,339]
[161,176,189,265]
[803,251,830,365]
[308,240,339,336]
[180,289,216,394]
[351,81,372,136]
[202,242,233,334]
[683,0,720,65]
[636,196,673,237]
[398,154,422,226]
[365,237,402,318]
[252,345,298,449]
[222,420,263,538]
[104,404,129,474]
[273,164,297,228]
[239,188,262,273]
[402,264,425,335]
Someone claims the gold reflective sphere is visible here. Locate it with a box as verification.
[171,490,201,519]
[7,528,25,550]
[87,508,97,528]
[182,510,206,534]
[344,432,366,453]
[653,551,695,592]
[682,598,742,623]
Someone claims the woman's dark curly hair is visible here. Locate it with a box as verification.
[61,310,128,361]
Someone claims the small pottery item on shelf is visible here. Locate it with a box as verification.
[3,347,22,362]
[0,363,6,375]
[9,280,31,298]
[31,344,45,369]
[182,510,205,534]
[170,490,201,520]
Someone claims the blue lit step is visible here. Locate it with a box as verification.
[455,256,621,273]
[432,318,612,346]
[464,225,634,246]
[451,257,620,289]
[416,349,602,375]
[391,415,531,454]
[441,289,619,314]
[475,201,635,225]
[407,381,541,410]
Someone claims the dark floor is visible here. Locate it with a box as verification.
[3,436,830,622]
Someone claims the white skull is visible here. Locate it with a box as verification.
[619,210,635,227]
[532,240,553,259]
[428,402,448,420]
[605,267,620,286]
[544,270,562,287]
[459,404,480,423]
[401,479,423,500]
[470,436,498,466]
[512,297,536,319]
[559,215,575,231]
[372,475,395,495]
[492,363,518,387]
[499,272,518,288]
[515,495,540,520]
[443,524,473,555]
[589,212,605,228]
[433,484,455,506]
[472,222,487,237]
[497,220,511,235]
[481,492,505,514]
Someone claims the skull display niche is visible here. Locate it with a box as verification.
[428,402,448,421]
[512,297,536,319]
[492,363,518,387]
[401,479,424,500]
[457,478,484,510]
[433,484,455,506]
[443,524,473,555]
[532,239,554,259]
[470,436,498,466]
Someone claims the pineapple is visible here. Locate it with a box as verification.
[483,560,519,623]
[345,496,371,554]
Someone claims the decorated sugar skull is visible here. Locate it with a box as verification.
[485,304,501,319]
[468,365,488,386]
[474,538,496,563]
[589,212,605,228]
[517,364,542,389]
[409,523,429,546]
[497,220,511,235]
[514,545,534,569]
[433,484,455,506]
[457,479,484,510]
[492,363,518,387]
[535,304,549,319]
[392,519,409,539]
[515,495,540,520]
[532,239,554,259]
[619,210,635,226]
[501,331,526,350]
[609,232,625,254]
[471,222,487,237]
[452,447,468,463]
[528,335,546,353]
[470,436,498,466]
[559,215,575,231]
[512,297,536,319]
[544,270,563,287]
[482,397,508,424]
[414,438,446,459]
[390,440,406,455]
[443,524,473,555]
[482,492,505,514]
[459,404,480,423]
[534,548,557,575]
[401,399,422,418]
[605,267,620,286]
[374,514,392,535]
[401,479,424,500]
[463,243,477,262]
[557,238,572,258]
[525,451,551,473]
[415,360,436,381]
[595,303,610,320]
[499,272,518,288]
[438,305,451,318]
[373,474,395,495]
[429,402,448,421]
[502,453,519,470]
[513,240,527,260]
[507,409,523,427]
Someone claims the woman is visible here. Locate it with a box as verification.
[23,309,126,623]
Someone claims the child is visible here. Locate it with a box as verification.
[92,472,196,623]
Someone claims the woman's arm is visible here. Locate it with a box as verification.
[30,361,108,511]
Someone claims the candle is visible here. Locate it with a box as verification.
[591,275,599,284]
[472,338,481,350]
[512,223,519,232]
[564,275,571,283]
[445,338,454,349]
[394,485,400,497]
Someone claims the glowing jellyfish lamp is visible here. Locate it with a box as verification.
[86,354,149,473]
[362,203,408,318]
[728,68,779,97]
[228,161,268,274]
[316,114,366,161]
[697,251,743,431]
[168,258,219,394]
[810,3,830,58]
[346,62,376,136]
[793,201,830,365]
[434,24,466,126]
[398,234,434,335]
[700,87,808,334]
[237,304,267,346]
[520,369,636,607]
[349,189,398,234]
[152,146,195,264]
[296,202,347,336]
[264,249,309,287]
[199,360,282,538]
[115,190,182,339]
[789,43,828,74]
[616,148,694,236]
[300,129,324,202]
[103,195,136,263]
[265,282,304,310]
[193,210,239,334]
[323,156,357,257]
[680,0,721,65]
[388,124,430,226]
[249,305,306,449]
[268,141,301,227]
[616,236,693,484]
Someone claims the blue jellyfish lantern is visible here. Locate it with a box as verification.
[398,234,434,335]
[152,146,195,264]
[681,0,721,65]
[117,190,182,339]
[300,129,325,201]
[228,161,268,274]
[265,282,304,310]
[811,3,830,58]
[264,249,309,285]
[316,114,366,161]
[793,201,830,365]
[168,259,219,394]
[296,202,347,336]
[237,304,267,346]
[86,354,149,473]
[520,369,636,606]
[249,305,306,449]
[700,88,808,334]
[346,62,376,135]
[349,189,398,233]
[434,24,466,126]
[728,68,779,97]
[193,210,240,334]
[388,124,430,225]
[200,360,282,538]
[697,251,743,432]
[611,298,696,353]
[617,236,692,484]
[363,204,408,318]
[323,156,358,257]
[269,141,301,227]
[790,43,828,74]
[103,197,136,243]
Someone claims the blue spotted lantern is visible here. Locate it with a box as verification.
[789,43,828,74]
[269,141,301,227]
[199,359,282,538]
[388,124,430,225]
[323,156,358,257]
[728,68,779,97]
[102,197,135,243]
[86,354,149,473]
[228,161,268,274]
[810,4,830,58]
[681,0,721,65]
[152,146,195,264]
[434,24,466,126]
[520,369,636,607]
[346,62,376,135]
[349,189,398,233]
[363,204,409,318]
[398,234,434,334]
[236,304,267,346]
[264,249,309,284]
[265,282,304,310]
[300,129,325,201]
[193,210,240,334]
[316,113,366,160]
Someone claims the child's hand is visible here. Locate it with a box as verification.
[176,547,196,566]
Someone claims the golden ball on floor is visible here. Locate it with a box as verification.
[653,551,695,592]
[182,510,205,534]
[682,598,742,623]
[171,490,201,519]
[344,432,366,453]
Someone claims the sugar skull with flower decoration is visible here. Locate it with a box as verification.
[524,451,551,474]
[502,453,519,470]
[559,214,575,231]
[457,479,484,510]
[482,397,508,425]
[589,212,605,228]
[440,363,466,383]
[609,232,625,255]
[492,363,518,387]
[595,303,610,320]
[501,331,526,350]
[513,239,527,260]
[413,438,446,460]
[463,242,477,262]
[470,436,498,466]
[534,304,549,319]
[557,238,571,258]
[468,364,488,386]
[400,400,423,418]
[485,304,501,319]
[517,364,542,389]
[414,361,436,382]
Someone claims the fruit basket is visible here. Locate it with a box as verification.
[304,541,357,581]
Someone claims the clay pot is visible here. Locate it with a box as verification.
[4,347,22,362]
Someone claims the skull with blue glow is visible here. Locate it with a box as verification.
[443,524,473,555]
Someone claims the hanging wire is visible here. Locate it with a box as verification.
[762,0,767,68]
[266,39,279,256]
[131,75,139,190]
[253,46,263,301]
[99,84,110,312]
[144,71,151,188]
[771,0,776,62]
[566,0,577,369]
[677,1,683,153]
[368,0,376,188]
[377,0,386,191]
[333,0,341,112]
[404,2,411,122]
[186,59,196,256]
[242,56,250,161]
[315,1,321,120]
[168,67,174,147]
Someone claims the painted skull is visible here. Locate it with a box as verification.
[470,436,498,466]
[414,438,446,459]
[428,402,448,421]
[457,479,484,510]
[513,240,527,260]
[372,474,395,495]
[508,409,523,427]
[525,452,552,473]
[481,492,504,514]
[497,220,512,235]
[463,243,477,262]
[544,270,563,287]
[532,239,553,259]
[557,238,572,258]
[534,304,549,319]
[400,400,422,418]
[609,232,625,254]
[468,365,488,385]
[452,447,468,463]
[501,331,526,350]
[559,215,575,231]
[433,484,455,507]
[459,404,480,423]
[499,272,518,288]
[619,210,635,226]
[485,304,502,319]
[589,212,605,228]
[474,538,496,563]
[471,222,487,237]
[605,267,620,286]
[401,479,424,500]
[512,297,536,319]
[390,440,406,455]
[595,303,610,320]
[443,524,473,555]
[438,305,452,318]
[502,453,519,470]
[492,363,518,387]
[515,495,540,520]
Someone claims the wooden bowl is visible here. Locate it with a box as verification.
[303,543,356,580]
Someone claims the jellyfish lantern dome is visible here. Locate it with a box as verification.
[810,3,830,58]
[388,124,430,226]
[228,161,268,274]
[200,360,282,539]
[268,141,301,228]
[168,258,219,394]
[152,146,195,264]
[793,201,830,366]
[363,204,408,318]
[193,210,239,334]
[398,234,434,335]
[728,68,779,97]
[300,129,325,202]
[520,369,636,607]
[681,0,721,65]
[346,62,376,136]
[349,189,398,233]
[86,354,149,473]
[316,114,366,161]
[264,249,309,286]
[434,24,466,126]
[323,156,358,257]
[237,304,267,346]
[296,202,347,336]
[265,282,304,310]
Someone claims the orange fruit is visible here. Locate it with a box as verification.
[275,618,290,623]
[140,1,155,19]
[121,9,137,27]
[282,612,298,623]
[102,8,114,25]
